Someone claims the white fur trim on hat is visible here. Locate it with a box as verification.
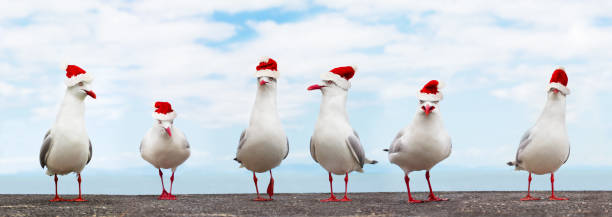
[152,111,177,120]
[547,82,570,95]
[320,71,350,90]
[417,92,443,101]
[65,73,94,87]
[254,69,280,79]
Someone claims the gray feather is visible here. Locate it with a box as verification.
[235,130,247,162]
[39,130,52,168]
[347,135,366,168]
[310,137,318,163]
[184,139,191,149]
[283,137,289,160]
[563,145,570,164]
[513,129,532,167]
[387,131,403,153]
[87,140,92,164]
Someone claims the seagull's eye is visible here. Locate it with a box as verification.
[158,120,162,124]
[419,100,424,104]
[432,101,439,104]
[326,80,333,85]
[78,82,84,86]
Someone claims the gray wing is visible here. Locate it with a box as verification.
[87,140,92,164]
[283,137,289,159]
[184,140,190,149]
[237,130,246,152]
[310,137,318,163]
[514,129,532,164]
[387,131,404,153]
[39,130,52,168]
[347,134,366,168]
[563,145,570,164]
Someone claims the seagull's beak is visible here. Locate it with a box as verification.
[165,127,172,137]
[84,90,96,99]
[422,105,435,116]
[259,80,268,86]
[553,89,560,94]
[307,84,324,91]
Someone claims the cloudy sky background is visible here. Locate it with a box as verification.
[1,0,612,195]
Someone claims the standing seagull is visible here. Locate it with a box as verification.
[235,57,289,201]
[507,68,571,201]
[39,65,96,202]
[386,80,451,203]
[308,66,377,202]
[140,102,191,200]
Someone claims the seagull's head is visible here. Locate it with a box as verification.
[307,80,346,95]
[258,76,277,88]
[418,100,439,116]
[155,119,173,137]
[68,81,96,99]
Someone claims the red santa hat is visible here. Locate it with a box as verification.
[152,101,177,120]
[417,80,444,101]
[254,57,279,78]
[64,65,94,87]
[320,66,356,90]
[546,67,570,95]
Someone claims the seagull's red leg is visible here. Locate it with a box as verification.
[266,170,274,200]
[71,173,87,202]
[549,173,568,201]
[425,171,448,202]
[339,172,352,202]
[49,174,65,202]
[158,169,169,200]
[253,172,268,201]
[166,171,177,200]
[405,174,423,203]
[321,172,339,202]
[520,172,540,201]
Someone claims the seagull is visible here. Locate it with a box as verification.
[308,66,377,202]
[140,101,191,200]
[385,80,451,203]
[234,57,289,201]
[507,67,571,201]
[39,65,96,202]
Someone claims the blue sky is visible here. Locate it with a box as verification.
[1,1,612,195]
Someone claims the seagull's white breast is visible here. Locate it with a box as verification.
[140,127,191,170]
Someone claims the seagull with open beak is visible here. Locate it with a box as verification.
[507,67,571,201]
[385,80,452,203]
[308,66,377,202]
[234,57,289,201]
[39,64,96,202]
[140,101,191,200]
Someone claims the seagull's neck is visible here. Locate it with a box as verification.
[413,111,443,129]
[319,91,349,121]
[55,91,86,127]
[537,93,566,124]
[250,85,280,124]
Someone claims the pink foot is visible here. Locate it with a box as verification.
[339,196,352,202]
[426,195,449,202]
[320,195,340,202]
[49,196,67,202]
[549,196,569,201]
[408,198,424,203]
[253,197,272,201]
[70,197,88,202]
[520,195,541,201]
[158,190,171,200]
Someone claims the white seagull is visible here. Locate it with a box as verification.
[507,68,571,201]
[39,65,96,202]
[234,57,289,201]
[386,80,451,203]
[140,101,191,200]
[308,66,377,202]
